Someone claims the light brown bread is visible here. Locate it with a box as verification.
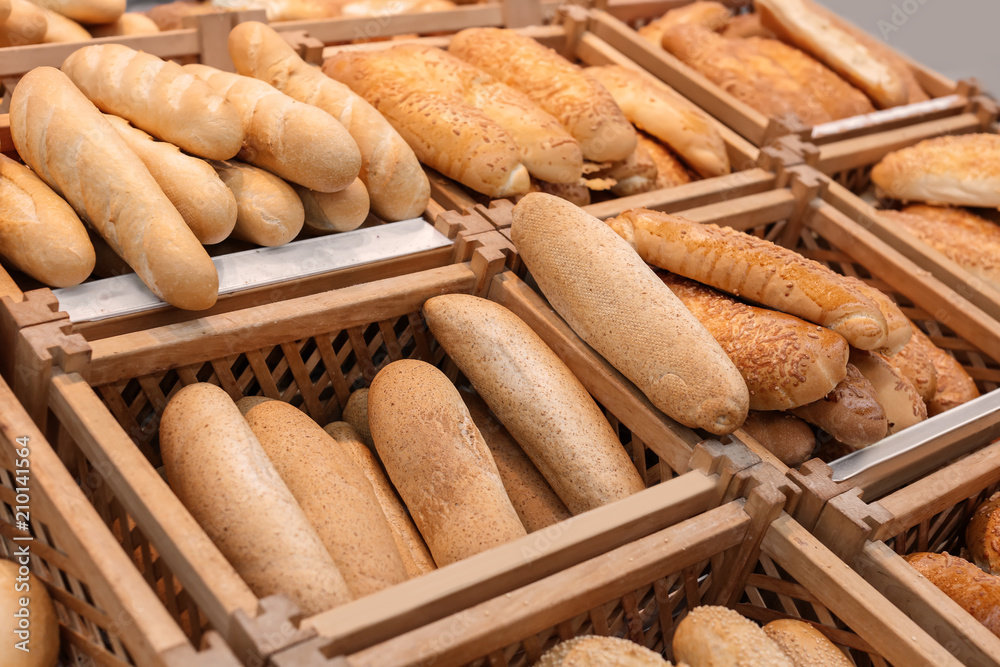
[0,0,10,22]
[590,143,659,198]
[41,8,90,43]
[0,154,94,287]
[967,493,1000,576]
[637,133,693,189]
[33,0,123,24]
[850,348,926,434]
[528,179,591,207]
[0,0,47,47]
[840,275,911,355]
[297,179,369,234]
[234,395,273,415]
[608,209,889,350]
[342,388,373,447]
[62,45,243,161]
[790,364,887,448]
[537,635,671,666]
[89,12,160,36]
[0,559,59,667]
[211,159,304,246]
[11,67,218,310]
[661,273,849,411]
[146,0,227,30]
[898,325,978,415]
[229,22,429,221]
[105,114,237,245]
[878,319,938,404]
[244,401,408,598]
[424,294,644,514]
[587,65,730,178]
[449,28,637,163]
[368,359,526,566]
[185,64,361,193]
[722,13,775,39]
[513,194,748,435]
[160,383,351,614]
[324,421,436,578]
[763,619,853,666]
[637,1,731,46]
[739,412,815,467]
[905,552,1000,638]
[674,605,795,666]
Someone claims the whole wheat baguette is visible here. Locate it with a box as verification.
[423,294,645,514]
[324,50,529,199]
[11,67,218,310]
[0,154,94,287]
[660,273,848,411]
[512,193,748,435]
[33,0,123,24]
[105,114,237,245]
[449,28,637,163]
[40,8,90,43]
[89,12,160,37]
[637,1,730,46]
[211,159,304,246]
[342,388,373,448]
[228,22,429,221]
[608,209,889,350]
[0,0,46,47]
[62,44,244,161]
[297,179,369,234]
[790,364,887,448]
[185,64,360,193]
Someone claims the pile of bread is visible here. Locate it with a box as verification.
[149,0,460,27]
[1,22,430,309]
[639,0,931,126]
[0,0,158,47]
[324,27,731,203]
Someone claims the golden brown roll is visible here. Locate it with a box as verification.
[89,12,160,36]
[849,348,926,434]
[967,492,1000,575]
[674,605,794,666]
[905,552,1000,638]
[840,275,911,355]
[739,412,815,467]
[537,635,671,666]
[637,1,731,46]
[905,326,980,415]
[590,143,659,198]
[722,12,775,39]
[763,619,853,666]
[637,133,693,190]
[0,0,47,47]
[879,320,938,405]
[297,179,370,234]
[145,0,228,30]
[790,364,887,448]
[40,8,90,43]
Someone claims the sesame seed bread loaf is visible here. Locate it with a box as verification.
[905,552,1000,638]
[537,635,672,666]
[673,605,794,666]
[763,619,853,666]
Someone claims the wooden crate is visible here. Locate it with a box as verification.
[587,1,979,149]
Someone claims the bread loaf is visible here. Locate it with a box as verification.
[0,559,59,667]
[234,395,273,415]
[40,9,90,43]
[513,194,748,434]
[0,0,11,22]
[607,209,889,350]
[790,364,887,448]
[324,421,436,578]
[637,133,693,189]
[967,493,1000,575]
[244,401,408,597]
[880,323,938,404]
[590,143,659,197]
[297,179,369,234]
[33,0,123,24]
[0,154,94,287]
[919,327,980,415]
[449,28,637,163]
[0,0,47,47]
[763,619,853,666]
[528,179,591,207]
[184,64,361,193]
[637,1,730,46]
[228,22,429,221]
[11,67,218,310]
[905,552,1000,638]
[146,0,227,30]
[211,159,304,246]
[850,349,926,434]
[89,12,160,36]
[722,13,775,39]
[104,114,237,245]
[537,636,671,666]
[840,276,911,355]
[661,273,849,411]
[739,412,815,467]
[871,134,1000,208]
[587,65,730,178]
[62,45,243,161]
[342,388,373,447]
[368,359,526,565]
[674,605,794,666]
[160,384,351,614]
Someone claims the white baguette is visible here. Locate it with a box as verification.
[32,0,123,23]
[211,160,304,246]
[296,179,370,234]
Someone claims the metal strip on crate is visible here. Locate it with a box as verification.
[810,94,965,140]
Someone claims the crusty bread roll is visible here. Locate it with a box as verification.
[608,209,889,350]
[791,364,887,448]
[342,388,373,447]
[537,635,671,666]
[763,619,853,666]
[905,552,1000,638]
[104,114,237,245]
[160,384,351,615]
[449,28,637,163]
[722,13,775,39]
[967,493,1000,576]
[840,275,911,355]
[920,330,980,416]
[297,179,369,234]
[229,22,429,221]
[89,12,160,37]
[0,0,47,47]
[880,328,938,405]
[425,294,644,514]
[368,360,527,566]
[0,559,59,667]
[739,412,815,467]
[756,0,907,109]
[62,45,243,161]
[33,0,123,24]
[587,65,729,179]
[11,67,218,310]
[323,50,529,199]
[185,64,361,193]
[850,348,926,434]
[637,133,693,190]
[674,605,794,666]
[211,159,304,246]
[459,389,572,532]
[146,0,227,30]
[637,1,731,46]
[324,421,436,578]
[871,135,1000,208]
[0,154,94,287]
[528,179,591,207]
[41,8,90,43]
[591,143,659,198]
[661,273,849,411]
[513,194,748,435]
[244,401,408,597]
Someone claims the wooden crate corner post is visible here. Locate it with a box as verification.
[0,289,66,382]
[810,487,893,564]
[11,316,90,426]
[229,595,319,667]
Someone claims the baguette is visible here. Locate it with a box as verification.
[368,359,527,566]
[324,421,436,578]
[105,115,237,245]
[739,411,815,467]
[880,325,938,404]
[763,619,853,666]
[0,154,94,287]
[911,326,980,415]
[11,67,218,310]
[636,1,730,46]
[184,64,361,193]
[637,133,693,189]
[244,401,408,597]
[661,273,849,411]
[342,388,373,448]
[850,349,926,434]
[0,0,46,47]
[146,0,227,30]
[32,0,123,24]
[674,605,794,666]
[89,12,160,36]
[297,179,369,234]
[538,636,671,666]
[512,194,748,435]
[423,293,644,514]
[323,50,529,199]
[608,209,889,350]
[62,45,243,161]
[587,65,730,178]
[211,159,304,246]
[160,383,351,614]
[967,492,1000,575]
[41,8,90,43]
[590,142,659,198]
[905,552,1000,638]
[234,395,273,415]
[228,22,429,221]
[528,179,591,207]
[449,28,637,163]
[722,13,775,39]
[790,364,887,448]
[840,275,911,355]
